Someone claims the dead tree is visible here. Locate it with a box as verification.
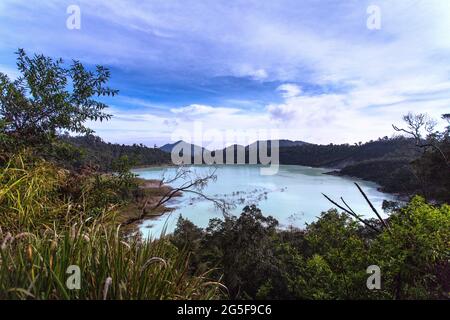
[123,166,233,226]
[322,182,391,234]
[392,112,449,168]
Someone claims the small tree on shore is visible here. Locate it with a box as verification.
[393,112,450,202]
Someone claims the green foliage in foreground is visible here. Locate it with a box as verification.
[0,50,222,300]
[0,153,134,233]
[0,156,223,300]
[172,200,450,300]
[1,153,448,300]
[0,222,222,300]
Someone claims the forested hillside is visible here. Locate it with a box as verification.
[62,134,171,171]
[65,129,446,201]
[161,137,417,169]
[278,137,422,196]
[278,137,418,168]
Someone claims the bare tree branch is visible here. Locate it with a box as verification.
[321,193,381,233]
[123,166,233,226]
[393,112,449,167]
[340,197,358,216]
[354,182,390,232]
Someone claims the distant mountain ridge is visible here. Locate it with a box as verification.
[157,137,419,195]
[68,135,421,196]
[159,140,205,156]
[158,138,416,169]
[159,139,310,154]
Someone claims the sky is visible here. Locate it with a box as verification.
[0,0,449,148]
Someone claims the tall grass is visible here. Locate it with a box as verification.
[0,222,223,299]
[0,155,70,232]
[0,155,224,299]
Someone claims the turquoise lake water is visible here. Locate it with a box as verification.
[132,165,396,237]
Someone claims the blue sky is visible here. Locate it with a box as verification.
[0,0,449,147]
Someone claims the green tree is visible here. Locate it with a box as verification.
[301,210,371,299]
[370,196,450,299]
[198,205,279,298]
[0,49,117,154]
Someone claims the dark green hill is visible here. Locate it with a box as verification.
[62,134,171,171]
[278,136,418,168]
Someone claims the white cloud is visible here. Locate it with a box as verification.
[277,84,302,98]
[232,65,268,80]
[170,104,241,116]
[267,78,450,144]
[3,0,450,145]
[90,104,273,148]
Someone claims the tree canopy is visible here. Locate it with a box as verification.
[0,49,117,152]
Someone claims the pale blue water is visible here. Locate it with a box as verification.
[132,165,396,238]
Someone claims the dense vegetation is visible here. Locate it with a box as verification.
[278,136,418,168]
[0,50,221,299]
[0,155,221,299]
[277,137,423,197]
[0,49,448,300]
[61,134,170,171]
[276,113,450,202]
[171,200,450,299]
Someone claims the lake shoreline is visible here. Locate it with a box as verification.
[133,164,397,237]
[132,163,401,199]
[323,169,410,201]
